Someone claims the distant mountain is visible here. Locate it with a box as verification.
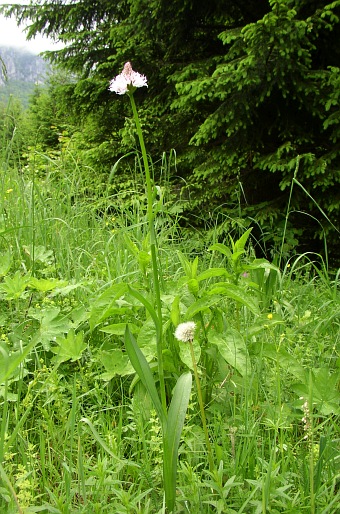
[0,46,49,107]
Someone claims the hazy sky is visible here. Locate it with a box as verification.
[0,2,63,53]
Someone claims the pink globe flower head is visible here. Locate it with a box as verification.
[109,62,148,95]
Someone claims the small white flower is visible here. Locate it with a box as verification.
[109,61,148,95]
[174,322,196,342]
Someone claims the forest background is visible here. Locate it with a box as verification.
[1,0,340,268]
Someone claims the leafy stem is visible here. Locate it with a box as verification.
[188,338,215,471]
[128,91,166,412]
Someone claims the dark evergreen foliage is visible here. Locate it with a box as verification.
[1,0,340,262]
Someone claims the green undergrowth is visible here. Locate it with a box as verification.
[0,161,339,513]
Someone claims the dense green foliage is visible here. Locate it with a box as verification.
[0,151,339,512]
[1,0,340,261]
[0,79,36,108]
[0,96,26,166]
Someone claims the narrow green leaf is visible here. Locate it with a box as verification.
[191,256,199,278]
[163,372,192,512]
[234,227,252,253]
[170,295,180,327]
[128,286,161,340]
[177,251,193,278]
[0,335,39,384]
[80,417,135,467]
[124,326,166,425]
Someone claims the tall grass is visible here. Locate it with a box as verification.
[0,131,339,513]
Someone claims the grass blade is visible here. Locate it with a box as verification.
[124,325,166,425]
[163,372,192,512]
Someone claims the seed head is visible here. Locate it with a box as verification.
[174,322,196,342]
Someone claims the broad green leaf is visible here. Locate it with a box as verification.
[98,349,134,380]
[29,277,68,292]
[89,283,128,329]
[178,338,201,370]
[207,283,259,315]
[292,368,340,415]
[51,329,86,364]
[0,251,12,277]
[124,326,166,426]
[231,250,244,263]
[187,278,199,295]
[0,271,30,300]
[197,268,230,282]
[243,259,280,273]
[30,307,72,350]
[0,387,17,401]
[138,250,151,268]
[209,330,251,377]
[262,346,305,381]
[137,318,157,360]
[185,295,221,319]
[163,372,192,513]
[68,305,89,327]
[23,245,54,265]
[100,322,139,335]
[209,243,232,260]
[162,349,178,373]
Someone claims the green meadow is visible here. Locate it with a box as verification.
[0,122,339,512]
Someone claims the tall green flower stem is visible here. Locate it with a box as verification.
[188,338,215,471]
[115,69,192,511]
[128,91,166,413]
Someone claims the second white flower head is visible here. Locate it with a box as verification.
[109,62,148,95]
[174,322,196,342]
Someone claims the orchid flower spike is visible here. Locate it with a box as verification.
[109,61,148,95]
